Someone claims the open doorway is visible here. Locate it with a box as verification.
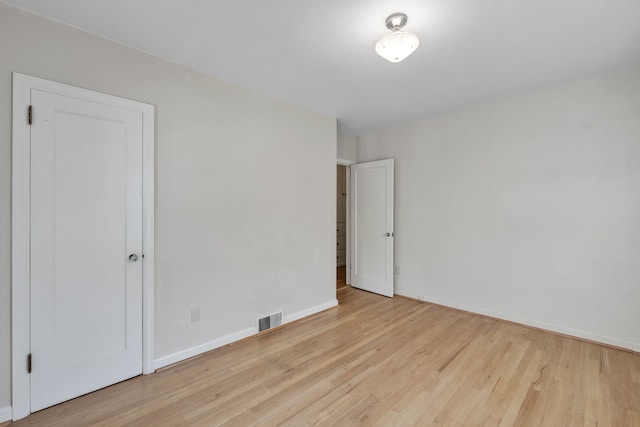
[335,157,394,297]
[337,165,347,290]
[336,159,354,291]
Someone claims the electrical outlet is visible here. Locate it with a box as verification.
[395,266,400,275]
[190,307,200,323]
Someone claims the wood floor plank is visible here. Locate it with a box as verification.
[9,287,640,426]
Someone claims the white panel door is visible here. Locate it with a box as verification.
[351,159,394,297]
[30,89,143,411]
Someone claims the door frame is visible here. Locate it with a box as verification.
[11,73,155,421]
[337,158,354,285]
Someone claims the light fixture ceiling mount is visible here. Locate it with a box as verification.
[375,12,420,63]
[385,13,408,31]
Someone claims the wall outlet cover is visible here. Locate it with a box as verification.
[190,307,200,323]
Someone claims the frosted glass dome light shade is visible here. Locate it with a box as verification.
[375,30,420,63]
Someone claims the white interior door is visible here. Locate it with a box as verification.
[30,89,144,411]
[351,159,394,297]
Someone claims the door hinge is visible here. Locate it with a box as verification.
[28,105,33,125]
[27,353,32,374]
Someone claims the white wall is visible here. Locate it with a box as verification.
[0,4,337,413]
[337,131,357,161]
[358,70,640,351]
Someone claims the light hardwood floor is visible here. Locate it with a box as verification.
[337,266,347,290]
[9,287,640,426]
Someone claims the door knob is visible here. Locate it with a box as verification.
[129,253,139,262]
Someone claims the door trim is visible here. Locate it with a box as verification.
[336,158,355,167]
[11,73,155,421]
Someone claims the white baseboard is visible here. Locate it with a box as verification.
[154,327,254,370]
[396,291,635,351]
[284,299,338,324]
[0,406,12,422]
[633,343,640,353]
[155,299,339,370]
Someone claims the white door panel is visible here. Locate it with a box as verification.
[30,90,143,411]
[351,159,394,297]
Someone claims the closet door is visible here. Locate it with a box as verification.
[30,89,143,411]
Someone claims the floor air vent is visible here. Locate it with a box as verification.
[257,311,283,332]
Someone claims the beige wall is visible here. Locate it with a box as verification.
[0,4,337,411]
[358,69,640,350]
[337,131,356,161]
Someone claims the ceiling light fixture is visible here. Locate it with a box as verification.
[375,13,420,63]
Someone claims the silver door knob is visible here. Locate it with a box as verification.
[129,254,139,262]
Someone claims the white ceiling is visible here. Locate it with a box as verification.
[5,0,640,134]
